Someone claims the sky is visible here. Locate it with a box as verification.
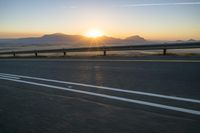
[0,0,200,40]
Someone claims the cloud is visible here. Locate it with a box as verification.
[69,6,77,9]
[117,2,200,7]
[63,6,78,9]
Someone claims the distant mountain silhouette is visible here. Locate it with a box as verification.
[0,34,199,47]
[0,33,147,46]
[176,40,184,42]
[188,39,196,42]
[0,33,87,45]
[124,35,146,43]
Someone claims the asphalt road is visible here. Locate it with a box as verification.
[0,56,200,133]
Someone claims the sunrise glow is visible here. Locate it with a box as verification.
[0,0,200,40]
[86,29,103,38]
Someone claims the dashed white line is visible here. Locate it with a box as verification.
[0,73,200,104]
[0,76,200,115]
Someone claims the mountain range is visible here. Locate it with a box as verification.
[0,33,147,46]
[0,33,198,50]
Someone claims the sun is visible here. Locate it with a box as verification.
[86,29,103,38]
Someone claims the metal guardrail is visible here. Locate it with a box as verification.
[0,42,200,57]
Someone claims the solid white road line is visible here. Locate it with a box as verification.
[0,73,200,104]
[0,75,20,80]
[0,76,200,115]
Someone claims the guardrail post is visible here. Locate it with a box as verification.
[13,52,16,57]
[35,51,38,57]
[103,50,106,56]
[63,51,66,56]
[163,49,167,55]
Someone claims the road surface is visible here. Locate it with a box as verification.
[0,56,200,133]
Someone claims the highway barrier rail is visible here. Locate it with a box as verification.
[0,42,200,57]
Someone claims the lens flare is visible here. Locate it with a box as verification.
[86,29,103,38]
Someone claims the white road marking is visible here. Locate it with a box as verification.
[0,75,20,80]
[0,76,200,115]
[0,73,200,104]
